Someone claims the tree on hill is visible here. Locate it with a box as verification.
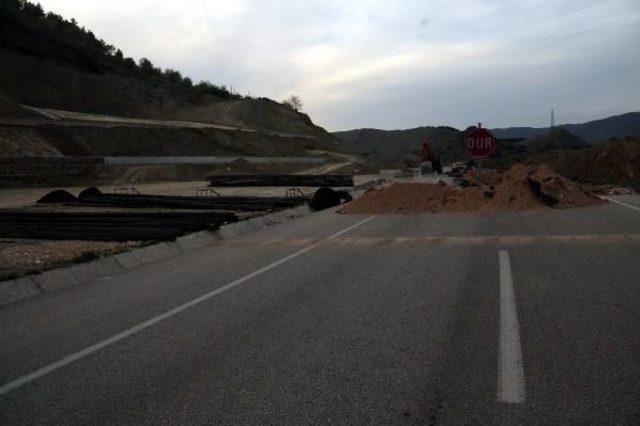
[282,95,303,112]
[163,69,182,84]
[194,81,240,99]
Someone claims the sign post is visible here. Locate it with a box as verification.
[465,123,496,191]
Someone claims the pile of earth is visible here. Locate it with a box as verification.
[340,164,603,214]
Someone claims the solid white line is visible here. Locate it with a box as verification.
[601,196,640,212]
[0,215,376,396]
[497,250,526,403]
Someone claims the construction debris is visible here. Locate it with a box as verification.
[209,174,354,187]
[340,164,603,214]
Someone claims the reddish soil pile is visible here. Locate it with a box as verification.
[340,164,603,214]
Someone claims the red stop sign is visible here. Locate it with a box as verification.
[466,128,496,159]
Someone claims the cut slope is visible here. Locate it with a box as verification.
[0,125,326,158]
[0,49,328,137]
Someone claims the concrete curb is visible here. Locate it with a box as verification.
[70,257,124,283]
[114,250,143,270]
[32,268,80,292]
[0,276,42,306]
[175,230,220,251]
[132,242,182,264]
[217,205,312,240]
[0,181,379,307]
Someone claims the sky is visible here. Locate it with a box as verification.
[37,0,640,131]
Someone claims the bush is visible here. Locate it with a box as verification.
[194,81,241,99]
[282,95,303,111]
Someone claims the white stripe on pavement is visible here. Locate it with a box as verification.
[601,196,640,212]
[0,215,376,397]
[498,250,526,403]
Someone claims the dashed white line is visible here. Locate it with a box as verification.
[498,250,526,403]
[0,215,376,396]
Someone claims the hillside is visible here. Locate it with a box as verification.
[491,112,640,143]
[524,127,589,152]
[333,125,556,166]
[527,137,640,190]
[0,0,329,138]
[333,126,462,163]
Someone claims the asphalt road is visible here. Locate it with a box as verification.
[1,197,639,424]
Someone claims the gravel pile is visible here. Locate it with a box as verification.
[0,240,137,281]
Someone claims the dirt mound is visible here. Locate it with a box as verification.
[340,164,602,214]
[340,183,485,214]
[497,164,599,208]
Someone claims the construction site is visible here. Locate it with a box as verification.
[2,2,640,422]
[1,132,629,285]
[0,172,369,282]
[1,97,638,283]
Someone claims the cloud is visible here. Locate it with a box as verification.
[37,0,640,130]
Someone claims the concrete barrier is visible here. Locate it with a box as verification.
[70,257,124,282]
[217,204,313,240]
[33,268,80,292]
[132,242,182,264]
[175,231,219,251]
[0,277,42,306]
[114,250,144,270]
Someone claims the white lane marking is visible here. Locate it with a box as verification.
[0,215,376,396]
[498,250,526,404]
[601,196,640,212]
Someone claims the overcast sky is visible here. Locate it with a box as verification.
[37,0,640,131]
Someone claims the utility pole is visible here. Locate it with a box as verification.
[550,109,555,128]
[477,123,483,191]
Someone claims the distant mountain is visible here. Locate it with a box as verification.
[491,112,640,143]
[334,123,595,167]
